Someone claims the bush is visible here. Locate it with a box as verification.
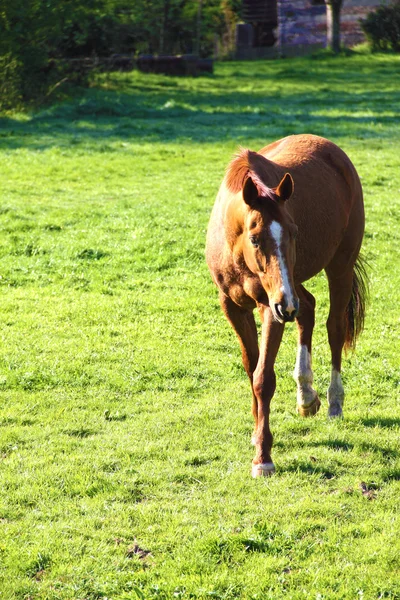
[361,0,400,52]
[0,0,241,109]
[0,0,91,109]
[0,54,22,108]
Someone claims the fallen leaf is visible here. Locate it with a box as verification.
[126,542,152,560]
[359,482,377,500]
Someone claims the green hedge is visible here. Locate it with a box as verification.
[361,0,400,52]
[0,0,240,109]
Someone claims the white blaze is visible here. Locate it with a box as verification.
[269,220,295,312]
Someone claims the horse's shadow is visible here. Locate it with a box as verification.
[361,417,400,429]
[276,429,400,481]
[281,461,337,479]
[308,436,399,459]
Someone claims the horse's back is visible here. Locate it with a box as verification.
[260,135,364,281]
[206,134,364,286]
[260,134,362,202]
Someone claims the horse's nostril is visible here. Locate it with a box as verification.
[284,311,296,322]
[275,303,298,322]
[275,304,284,320]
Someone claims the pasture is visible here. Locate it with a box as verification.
[0,52,399,599]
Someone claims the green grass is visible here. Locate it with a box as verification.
[0,52,400,599]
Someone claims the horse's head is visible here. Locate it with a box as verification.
[242,172,299,323]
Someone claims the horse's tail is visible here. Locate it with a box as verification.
[344,254,369,351]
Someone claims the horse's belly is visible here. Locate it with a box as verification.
[292,197,352,283]
[294,251,331,283]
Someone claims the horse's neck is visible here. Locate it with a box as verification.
[258,156,288,186]
[224,193,245,248]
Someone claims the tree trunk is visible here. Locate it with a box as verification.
[195,0,203,56]
[325,0,343,54]
[160,0,170,54]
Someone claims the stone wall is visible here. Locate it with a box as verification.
[235,0,389,58]
[277,1,326,48]
[341,2,382,47]
[276,0,388,49]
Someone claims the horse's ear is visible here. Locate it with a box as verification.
[275,173,294,202]
[242,176,259,207]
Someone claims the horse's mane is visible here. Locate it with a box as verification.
[224,148,276,200]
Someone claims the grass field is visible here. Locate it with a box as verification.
[0,51,400,599]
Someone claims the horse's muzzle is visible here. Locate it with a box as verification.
[274,299,299,323]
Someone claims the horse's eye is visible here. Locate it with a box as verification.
[249,236,259,248]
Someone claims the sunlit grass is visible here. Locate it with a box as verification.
[0,51,399,599]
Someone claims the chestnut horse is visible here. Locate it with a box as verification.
[206,134,368,477]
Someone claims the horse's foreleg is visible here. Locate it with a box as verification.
[251,306,284,477]
[219,292,259,430]
[293,285,321,417]
[325,270,354,418]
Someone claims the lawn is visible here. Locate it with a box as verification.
[0,51,399,599]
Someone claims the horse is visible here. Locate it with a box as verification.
[206,134,368,477]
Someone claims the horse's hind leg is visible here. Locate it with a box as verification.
[325,268,354,418]
[293,285,321,417]
[219,291,259,435]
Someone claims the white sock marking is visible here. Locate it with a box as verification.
[294,344,312,383]
[328,369,344,399]
[328,368,344,416]
[252,462,275,477]
[269,221,295,313]
[294,344,319,409]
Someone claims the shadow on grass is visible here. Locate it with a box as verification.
[283,462,337,479]
[0,55,399,151]
[310,439,355,452]
[361,417,400,429]
[382,469,400,481]
[308,438,399,458]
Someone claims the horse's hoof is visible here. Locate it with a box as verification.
[297,395,321,417]
[328,403,343,418]
[252,462,275,478]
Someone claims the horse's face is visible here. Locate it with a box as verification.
[242,173,299,323]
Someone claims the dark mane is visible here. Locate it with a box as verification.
[225,148,277,200]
